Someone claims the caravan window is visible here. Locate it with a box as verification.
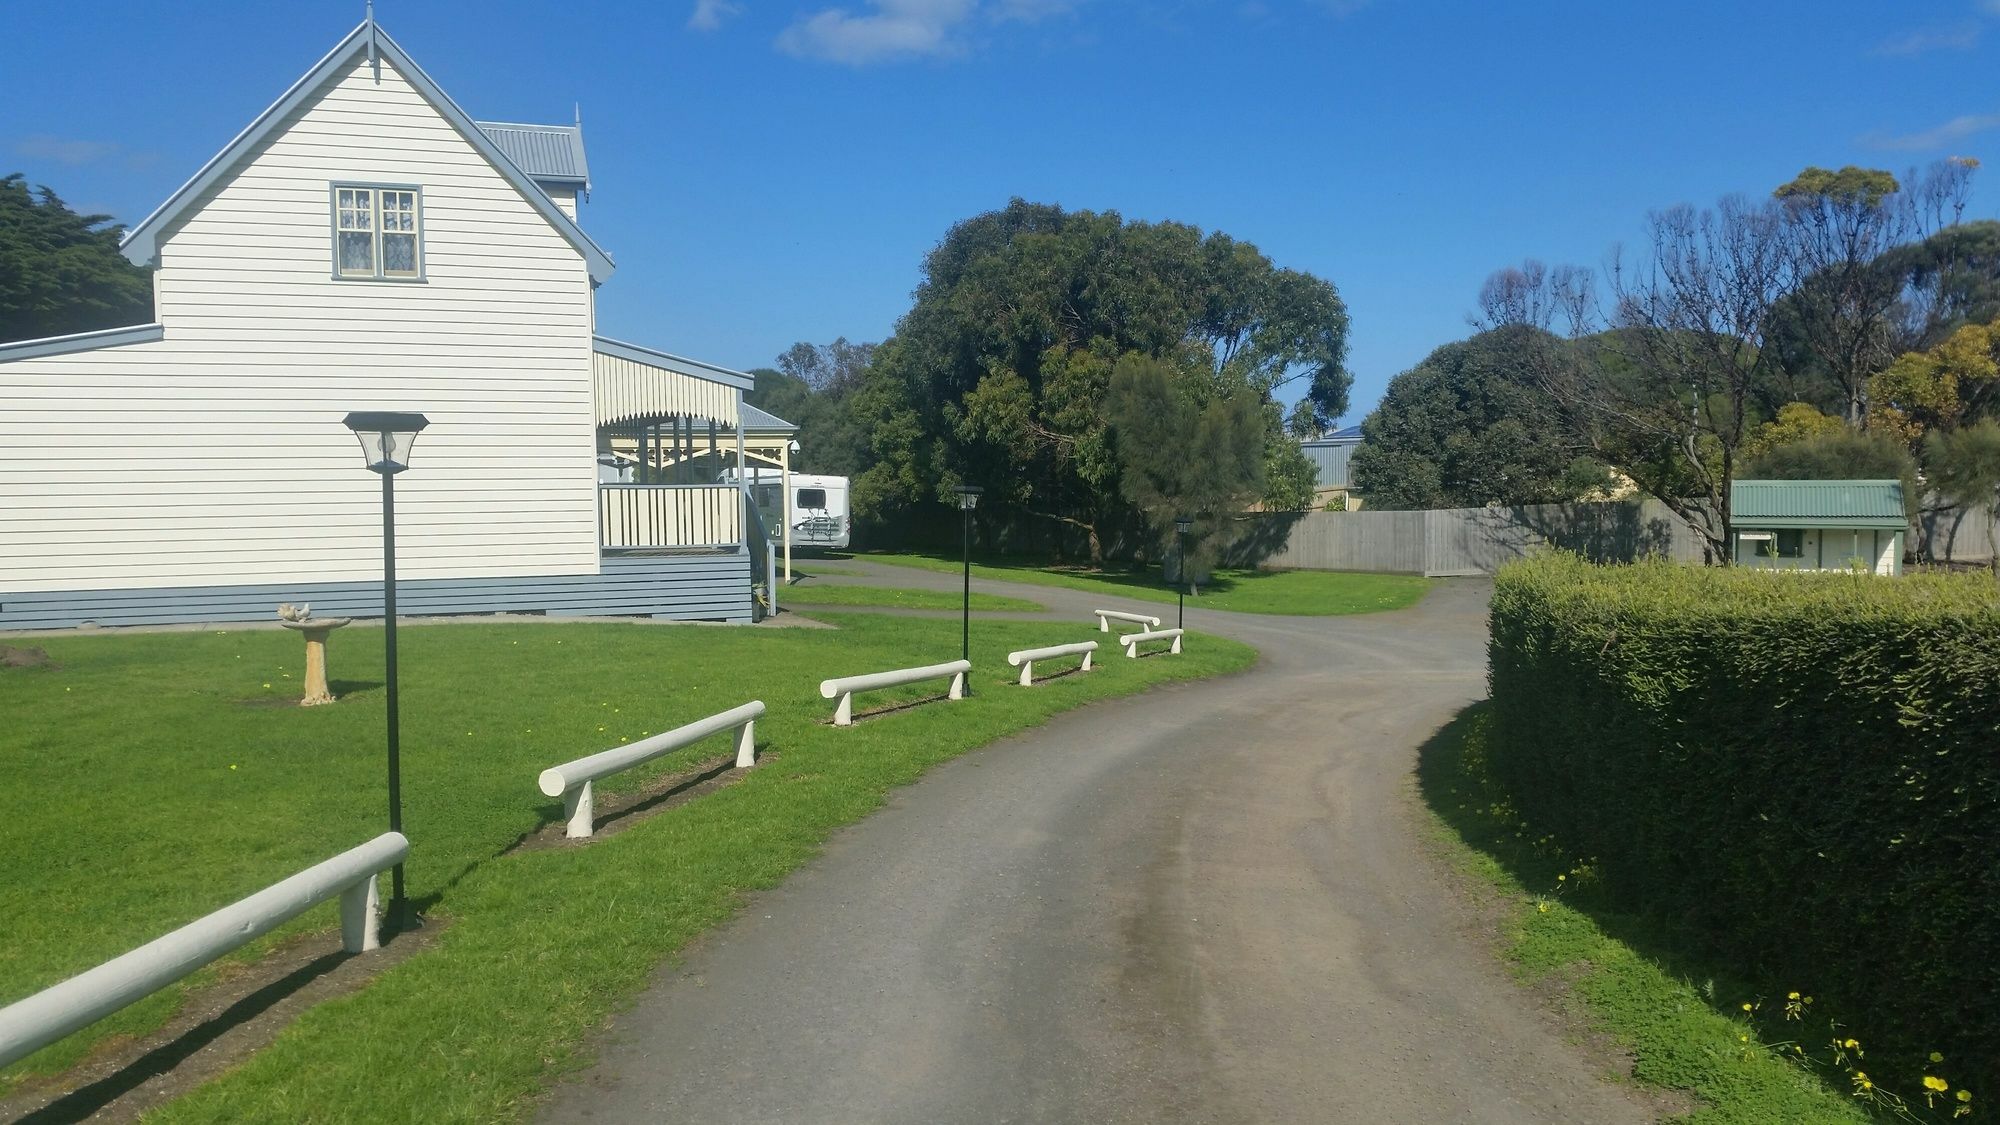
[797,488,827,509]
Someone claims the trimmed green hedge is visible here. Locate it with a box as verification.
[1488,555,2000,1094]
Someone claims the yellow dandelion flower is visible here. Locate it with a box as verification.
[1957,1089,1972,1102]
[1557,874,1566,882]
[1931,1052,1946,1063]
[1926,1077,1950,1093]
[1742,1003,1753,1012]
[1787,991,1799,1000]
[1843,1038,1859,1049]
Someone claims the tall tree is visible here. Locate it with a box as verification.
[1867,316,2000,448]
[1762,159,1979,420]
[1489,196,1794,561]
[745,339,877,476]
[776,337,875,395]
[1350,325,1607,510]
[853,199,1349,561]
[1106,353,1267,572]
[1925,420,2000,570]
[0,173,153,342]
[1880,217,2000,350]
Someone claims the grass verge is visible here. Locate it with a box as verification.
[857,551,1429,615]
[1,614,1252,1121]
[780,583,1043,611]
[1415,704,1932,1125]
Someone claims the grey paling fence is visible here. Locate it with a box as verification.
[1227,500,1706,577]
[1919,506,1997,565]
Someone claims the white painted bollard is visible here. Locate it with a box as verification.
[0,832,407,1070]
[818,659,972,726]
[1121,627,1184,658]
[1006,641,1097,685]
[1094,609,1162,633]
[537,701,765,839]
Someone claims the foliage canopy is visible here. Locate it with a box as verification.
[851,199,1348,560]
[0,173,153,343]
[1350,326,1609,509]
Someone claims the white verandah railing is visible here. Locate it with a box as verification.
[599,484,743,550]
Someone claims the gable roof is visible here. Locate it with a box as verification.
[119,19,613,284]
[1732,480,1907,530]
[476,121,589,188]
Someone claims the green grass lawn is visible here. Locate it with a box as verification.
[0,614,1251,1121]
[859,551,1430,615]
[1417,706,1893,1124]
[780,583,1044,612]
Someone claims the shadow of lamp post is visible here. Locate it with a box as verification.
[341,410,428,933]
[1174,514,1193,629]
[956,484,982,683]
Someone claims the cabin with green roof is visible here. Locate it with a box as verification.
[1730,480,1906,575]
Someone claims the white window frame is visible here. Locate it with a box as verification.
[330,183,424,282]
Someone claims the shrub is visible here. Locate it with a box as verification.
[1487,555,2000,1095]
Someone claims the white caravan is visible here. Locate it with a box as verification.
[722,469,852,551]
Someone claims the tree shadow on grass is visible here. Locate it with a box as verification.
[877,550,1246,599]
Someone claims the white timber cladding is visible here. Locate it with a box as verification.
[544,186,578,220]
[0,55,599,593]
[593,351,739,428]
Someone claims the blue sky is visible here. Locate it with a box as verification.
[8,1,1995,422]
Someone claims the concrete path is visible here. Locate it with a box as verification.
[539,565,1653,1124]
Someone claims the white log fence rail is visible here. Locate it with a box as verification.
[1094,609,1161,633]
[1006,641,1097,686]
[819,660,970,726]
[538,700,765,839]
[1121,628,1184,658]
[0,832,408,1071]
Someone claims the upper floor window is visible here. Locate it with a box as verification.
[333,185,421,280]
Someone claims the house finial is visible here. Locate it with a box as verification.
[366,0,381,83]
[574,102,582,130]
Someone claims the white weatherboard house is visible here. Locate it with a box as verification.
[0,19,773,629]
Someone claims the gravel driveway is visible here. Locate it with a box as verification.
[538,565,1654,1124]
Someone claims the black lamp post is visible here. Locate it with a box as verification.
[1173,515,1193,630]
[342,410,429,932]
[956,485,982,672]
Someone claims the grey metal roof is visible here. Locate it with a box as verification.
[119,19,614,284]
[742,402,798,433]
[1301,424,1364,447]
[1732,480,1907,529]
[475,121,589,188]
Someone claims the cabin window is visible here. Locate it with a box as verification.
[332,184,422,279]
[797,488,827,509]
[1774,529,1805,558]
